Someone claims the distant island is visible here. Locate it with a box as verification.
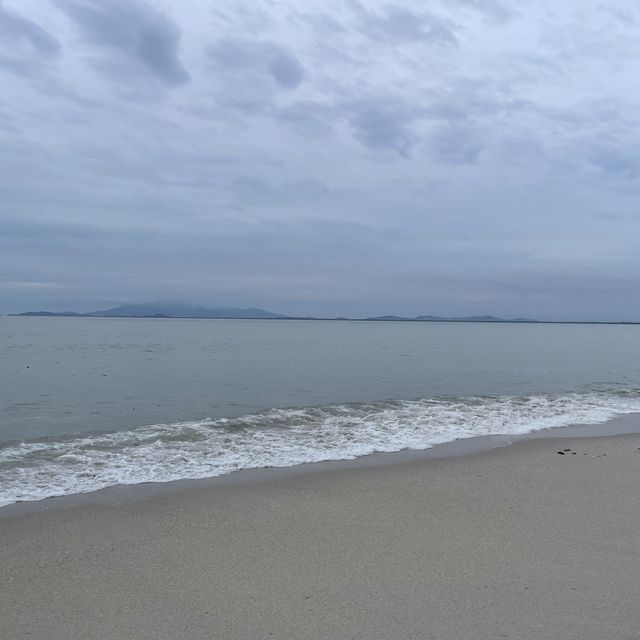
[364,314,537,323]
[10,301,538,322]
[12,302,287,320]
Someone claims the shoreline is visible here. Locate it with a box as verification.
[2,411,640,518]
[3,426,640,638]
[7,314,640,324]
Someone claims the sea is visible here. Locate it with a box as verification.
[1,316,640,507]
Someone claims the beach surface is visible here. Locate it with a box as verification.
[2,433,640,640]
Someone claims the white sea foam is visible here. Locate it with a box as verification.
[1,388,640,507]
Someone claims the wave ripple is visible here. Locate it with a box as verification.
[2,388,640,506]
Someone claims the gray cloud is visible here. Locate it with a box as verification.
[54,0,189,85]
[0,0,60,77]
[208,39,304,89]
[589,144,639,181]
[430,124,483,165]
[269,50,304,88]
[345,98,420,156]
[605,7,637,26]
[0,1,60,57]
[275,101,334,137]
[448,0,515,23]
[355,3,457,45]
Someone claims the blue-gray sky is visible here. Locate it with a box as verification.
[1,0,639,320]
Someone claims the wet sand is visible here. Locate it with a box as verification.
[2,432,640,639]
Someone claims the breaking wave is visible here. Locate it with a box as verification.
[2,386,640,507]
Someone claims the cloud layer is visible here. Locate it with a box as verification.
[1,0,640,320]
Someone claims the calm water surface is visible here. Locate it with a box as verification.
[1,317,639,505]
[1,316,639,440]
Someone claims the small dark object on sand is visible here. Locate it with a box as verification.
[557,451,565,455]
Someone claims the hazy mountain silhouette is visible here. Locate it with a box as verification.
[365,314,536,323]
[85,302,287,319]
[15,301,286,319]
[12,302,538,322]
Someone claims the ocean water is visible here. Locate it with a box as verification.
[1,316,640,506]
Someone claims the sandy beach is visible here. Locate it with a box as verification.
[2,432,640,640]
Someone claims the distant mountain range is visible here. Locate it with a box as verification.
[13,302,287,319]
[10,301,537,322]
[364,314,537,323]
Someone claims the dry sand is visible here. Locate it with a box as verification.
[2,433,640,639]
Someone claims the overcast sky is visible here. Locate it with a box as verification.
[1,0,639,319]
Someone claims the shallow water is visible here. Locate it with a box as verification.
[1,317,640,505]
